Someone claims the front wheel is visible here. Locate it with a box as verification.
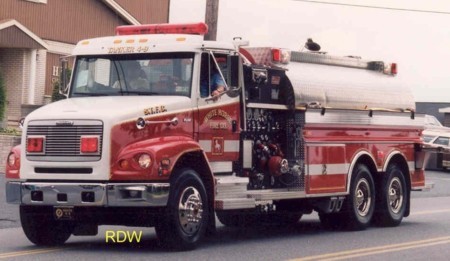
[373,164,408,227]
[155,168,209,251]
[341,164,375,231]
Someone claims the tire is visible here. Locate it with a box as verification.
[341,164,375,231]
[373,164,408,227]
[20,206,72,246]
[155,168,209,251]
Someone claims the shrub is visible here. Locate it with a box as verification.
[51,68,71,102]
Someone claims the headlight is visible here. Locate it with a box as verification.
[137,154,152,169]
[7,152,16,167]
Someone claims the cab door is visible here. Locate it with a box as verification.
[196,51,241,174]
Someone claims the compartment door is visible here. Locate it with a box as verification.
[306,144,348,194]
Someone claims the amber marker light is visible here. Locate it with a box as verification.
[119,159,129,170]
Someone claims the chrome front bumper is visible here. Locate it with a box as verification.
[6,181,170,207]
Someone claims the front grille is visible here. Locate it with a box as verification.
[26,120,103,162]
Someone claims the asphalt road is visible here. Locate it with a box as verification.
[1,170,450,260]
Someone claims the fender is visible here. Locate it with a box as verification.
[382,150,410,172]
[346,150,377,194]
[110,136,211,181]
[5,145,21,179]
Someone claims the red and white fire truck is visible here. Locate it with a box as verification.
[5,22,429,250]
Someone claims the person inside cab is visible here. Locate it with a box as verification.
[200,53,227,100]
[113,61,149,91]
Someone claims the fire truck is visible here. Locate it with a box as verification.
[5,22,429,250]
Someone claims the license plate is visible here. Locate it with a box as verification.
[54,206,74,220]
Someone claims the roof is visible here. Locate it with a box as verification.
[101,0,141,25]
[72,34,235,56]
[0,19,48,49]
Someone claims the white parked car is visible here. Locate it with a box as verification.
[422,115,450,169]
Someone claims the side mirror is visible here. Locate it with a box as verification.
[59,58,69,95]
[227,55,240,89]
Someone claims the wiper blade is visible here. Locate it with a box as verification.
[72,92,105,96]
[120,91,158,95]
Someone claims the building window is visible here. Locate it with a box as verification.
[52,66,60,77]
[23,0,47,4]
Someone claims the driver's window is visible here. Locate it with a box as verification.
[200,53,211,98]
[200,52,227,98]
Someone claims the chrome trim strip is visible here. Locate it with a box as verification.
[246,103,289,110]
[305,109,424,127]
[6,182,169,207]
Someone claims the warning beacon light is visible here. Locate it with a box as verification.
[116,22,209,36]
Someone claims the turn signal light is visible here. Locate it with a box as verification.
[391,63,397,75]
[119,159,129,170]
[271,48,291,64]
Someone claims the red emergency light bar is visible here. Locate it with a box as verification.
[116,22,208,36]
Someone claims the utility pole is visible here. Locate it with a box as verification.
[204,0,219,40]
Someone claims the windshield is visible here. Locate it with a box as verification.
[70,52,194,97]
[424,115,443,127]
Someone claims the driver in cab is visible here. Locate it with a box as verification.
[113,61,149,90]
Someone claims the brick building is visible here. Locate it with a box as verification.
[0,0,169,127]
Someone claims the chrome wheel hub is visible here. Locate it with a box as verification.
[355,178,372,217]
[388,177,403,214]
[178,186,203,235]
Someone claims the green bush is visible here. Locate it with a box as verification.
[51,68,71,102]
[51,80,66,102]
[0,71,5,121]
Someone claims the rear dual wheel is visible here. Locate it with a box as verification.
[340,164,375,231]
[320,163,408,230]
[374,164,407,227]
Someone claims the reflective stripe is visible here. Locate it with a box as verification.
[408,161,415,171]
[199,140,239,153]
[210,161,233,173]
[308,163,349,176]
